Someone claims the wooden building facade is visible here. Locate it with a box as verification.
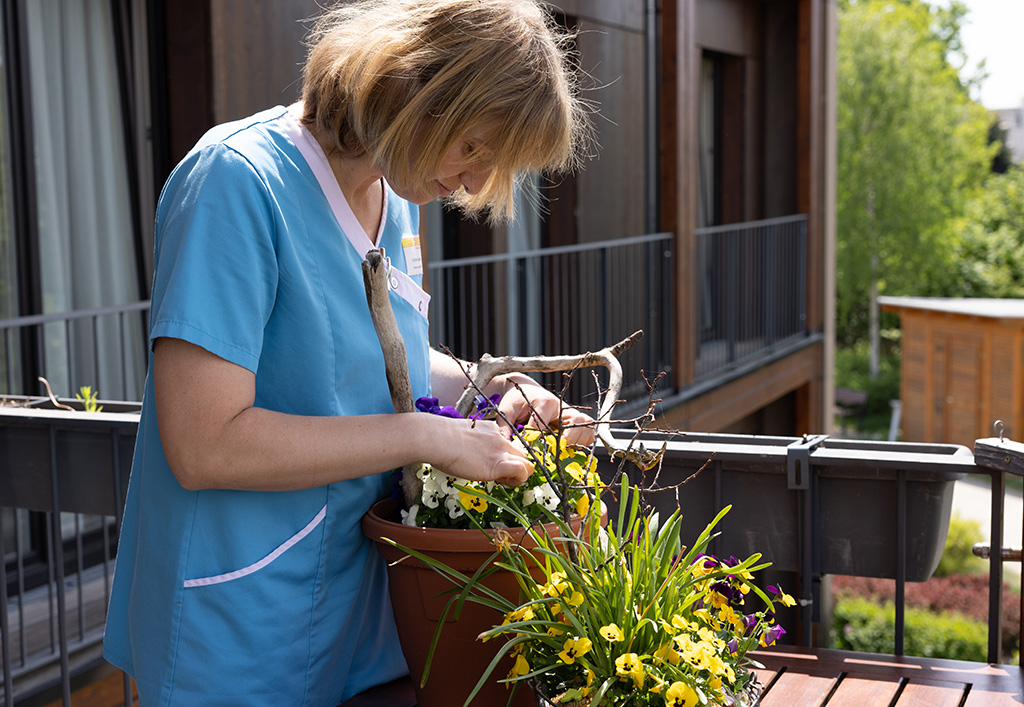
[1,0,837,435]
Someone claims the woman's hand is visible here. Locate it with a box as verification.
[495,374,595,447]
[425,416,534,486]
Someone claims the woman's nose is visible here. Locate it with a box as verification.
[460,166,492,195]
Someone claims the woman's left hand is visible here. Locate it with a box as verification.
[495,374,595,446]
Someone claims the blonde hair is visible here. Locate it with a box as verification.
[301,0,591,223]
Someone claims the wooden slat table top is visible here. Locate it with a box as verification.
[752,645,1024,706]
[338,645,1024,706]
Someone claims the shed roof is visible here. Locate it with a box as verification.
[879,296,1024,320]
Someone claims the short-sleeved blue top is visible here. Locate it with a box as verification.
[104,105,431,706]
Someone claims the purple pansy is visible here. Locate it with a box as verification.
[415,396,463,419]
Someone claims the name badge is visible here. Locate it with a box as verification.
[402,234,423,276]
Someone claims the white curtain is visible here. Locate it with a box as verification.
[26,0,145,400]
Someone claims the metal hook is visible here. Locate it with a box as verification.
[994,419,1005,442]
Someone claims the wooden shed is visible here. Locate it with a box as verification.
[880,296,1024,447]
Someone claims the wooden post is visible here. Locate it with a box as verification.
[974,432,1024,665]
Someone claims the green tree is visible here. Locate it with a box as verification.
[949,166,1024,297]
[836,0,994,364]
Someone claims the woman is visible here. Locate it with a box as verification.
[103,0,592,704]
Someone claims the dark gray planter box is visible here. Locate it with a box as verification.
[0,395,140,517]
[597,432,972,582]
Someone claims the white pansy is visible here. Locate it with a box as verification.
[445,495,465,519]
[422,471,446,499]
[401,505,420,527]
[534,482,559,510]
[440,474,461,497]
[422,487,444,509]
[523,487,537,506]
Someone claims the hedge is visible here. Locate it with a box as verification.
[831,595,988,662]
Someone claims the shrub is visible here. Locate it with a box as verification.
[834,343,901,419]
[832,574,1020,657]
[935,514,987,577]
[832,595,987,662]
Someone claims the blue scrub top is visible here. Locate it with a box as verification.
[104,106,431,706]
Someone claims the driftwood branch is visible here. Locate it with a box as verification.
[453,331,665,469]
[362,250,425,507]
[363,247,663,506]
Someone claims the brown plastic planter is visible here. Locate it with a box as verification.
[0,395,140,516]
[596,432,971,582]
[362,498,572,707]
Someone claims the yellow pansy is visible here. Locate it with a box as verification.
[508,606,535,623]
[708,653,727,676]
[521,429,543,444]
[664,681,699,707]
[777,586,797,607]
[507,654,530,684]
[671,615,695,632]
[575,494,590,516]
[565,588,585,607]
[599,623,624,642]
[558,636,593,665]
[615,653,645,688]
[654,642,683,666]
[458,489,488,513]
[564,460,585,482]
[709,590,729,609]
[691,559,716,578]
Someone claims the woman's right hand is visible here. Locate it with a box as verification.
[425,416,534,487]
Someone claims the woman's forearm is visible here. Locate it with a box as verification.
[156,338,533,492]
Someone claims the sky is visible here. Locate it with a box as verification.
[955,0,1024,109]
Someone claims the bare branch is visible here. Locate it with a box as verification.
[451,331,663,467]
[38,377,75,412]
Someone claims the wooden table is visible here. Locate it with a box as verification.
[752,645,1022,706]
[339,645,1024,706]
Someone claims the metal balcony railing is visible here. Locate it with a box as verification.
[1,396,139,707]
[0,302,150,401]
[2,412,1020,705]
[427,233,675,407]
[695,215,810,380]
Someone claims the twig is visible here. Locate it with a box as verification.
[38,377,75,412]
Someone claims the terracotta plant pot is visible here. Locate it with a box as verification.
[362,497,570,707]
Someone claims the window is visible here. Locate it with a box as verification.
[0,0,150,401]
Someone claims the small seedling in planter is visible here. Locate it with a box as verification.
[76,386,103,413]
[38,376,103,412]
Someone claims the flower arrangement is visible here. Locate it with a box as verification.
[400,395,599,530]
[465,477,793,707]
[372,334,788,707]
